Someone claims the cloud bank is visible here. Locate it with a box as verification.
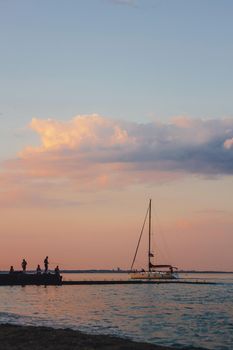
[108,0,137,7]
[1,114,233,205]
[22,114,233,175]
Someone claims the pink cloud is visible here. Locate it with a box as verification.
[171,116,193,128]
[1,114,233,207]
[224,137,233,149]
[22,115,131,156]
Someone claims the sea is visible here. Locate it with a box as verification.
[0,272,232,350]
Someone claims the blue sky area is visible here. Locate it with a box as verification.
[0,0,233,158]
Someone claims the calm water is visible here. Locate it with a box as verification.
[0,273,232,349]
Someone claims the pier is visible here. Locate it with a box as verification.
[62,279,217,285]
[0,271,218,286]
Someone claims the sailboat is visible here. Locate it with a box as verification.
[130,199,178,280]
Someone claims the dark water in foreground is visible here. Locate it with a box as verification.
[0,273,232,349]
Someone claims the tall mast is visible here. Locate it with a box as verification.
[148,199,152,272]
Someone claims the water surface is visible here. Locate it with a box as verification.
[0,273,232,349]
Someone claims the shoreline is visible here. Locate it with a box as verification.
[0,324,206,350]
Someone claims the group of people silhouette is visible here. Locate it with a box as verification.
[9,256,60,275]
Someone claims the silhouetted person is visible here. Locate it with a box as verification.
[9,266,14,274]
[44,256,49,272]
[36,264,42,274]
[22,259,27,272]
[54,265,60,276]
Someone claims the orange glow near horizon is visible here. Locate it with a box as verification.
[0,181,233,272]
[0,116,233,271]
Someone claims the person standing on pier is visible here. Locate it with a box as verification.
[54,265,60,276]
[22,259,27,272]
[36,264,42,274]
[44,256,49,272]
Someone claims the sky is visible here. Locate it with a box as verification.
[0,0,233,271]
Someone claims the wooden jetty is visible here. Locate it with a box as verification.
[62,279,217,285]
[0,272,217,286]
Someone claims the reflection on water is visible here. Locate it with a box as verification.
[0,273,232,350]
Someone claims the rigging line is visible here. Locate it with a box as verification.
[130,204,150,271]
[152,206,172,262]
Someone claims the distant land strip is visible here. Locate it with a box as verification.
[61,269,233,274]
[0,269,232,274]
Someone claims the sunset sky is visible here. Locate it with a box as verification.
[0,0,233,271]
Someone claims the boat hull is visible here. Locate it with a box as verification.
[130,271,178,280]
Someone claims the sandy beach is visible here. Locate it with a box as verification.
[0,324,205,350]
